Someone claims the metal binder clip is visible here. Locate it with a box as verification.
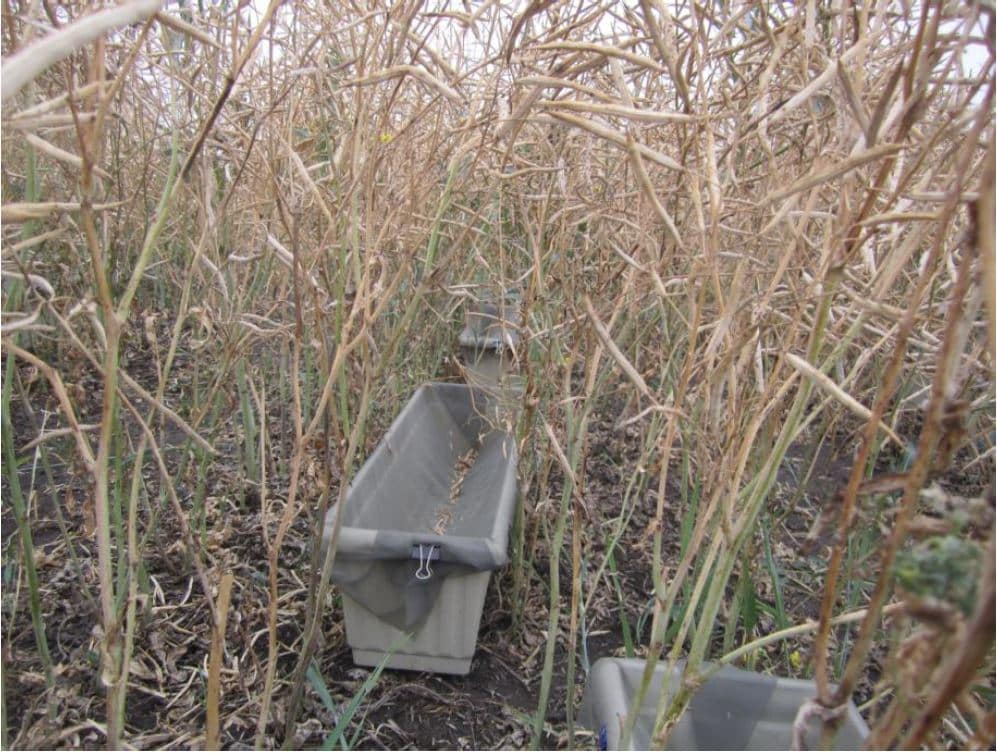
[414,544,439,580]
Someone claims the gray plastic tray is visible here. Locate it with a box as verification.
[457,300,521,351]
[458,300,523,403]
[323,383,519,674]
[579,657,868,750]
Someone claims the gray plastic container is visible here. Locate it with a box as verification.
[458,298,523,403]
[579,658,868,750]
[323,383,518,675]
[457,299,521,352]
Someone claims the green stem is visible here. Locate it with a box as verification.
[236,361,259,485]
[376,156,462,373]
[650,272,840,744]
[531,480,571,749]
[2,354,54,694]
[115,130,180,320]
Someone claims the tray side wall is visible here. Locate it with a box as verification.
[343,570,491,675]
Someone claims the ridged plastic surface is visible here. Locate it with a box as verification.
[579,657,869,750]
[343,570,491,675]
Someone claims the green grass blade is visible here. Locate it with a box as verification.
[607,548,635,658]
[321,634,409,751]
[307,660,337,713]
[2,353,54,692]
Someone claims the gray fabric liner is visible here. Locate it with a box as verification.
[323,383,518,631]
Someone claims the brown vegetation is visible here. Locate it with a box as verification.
[1,0,994,749]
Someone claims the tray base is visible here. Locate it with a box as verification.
[352,648,473,675]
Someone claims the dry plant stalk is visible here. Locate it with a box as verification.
[206,572,234,751]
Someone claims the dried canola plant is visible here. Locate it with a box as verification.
[1,0,994,749]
